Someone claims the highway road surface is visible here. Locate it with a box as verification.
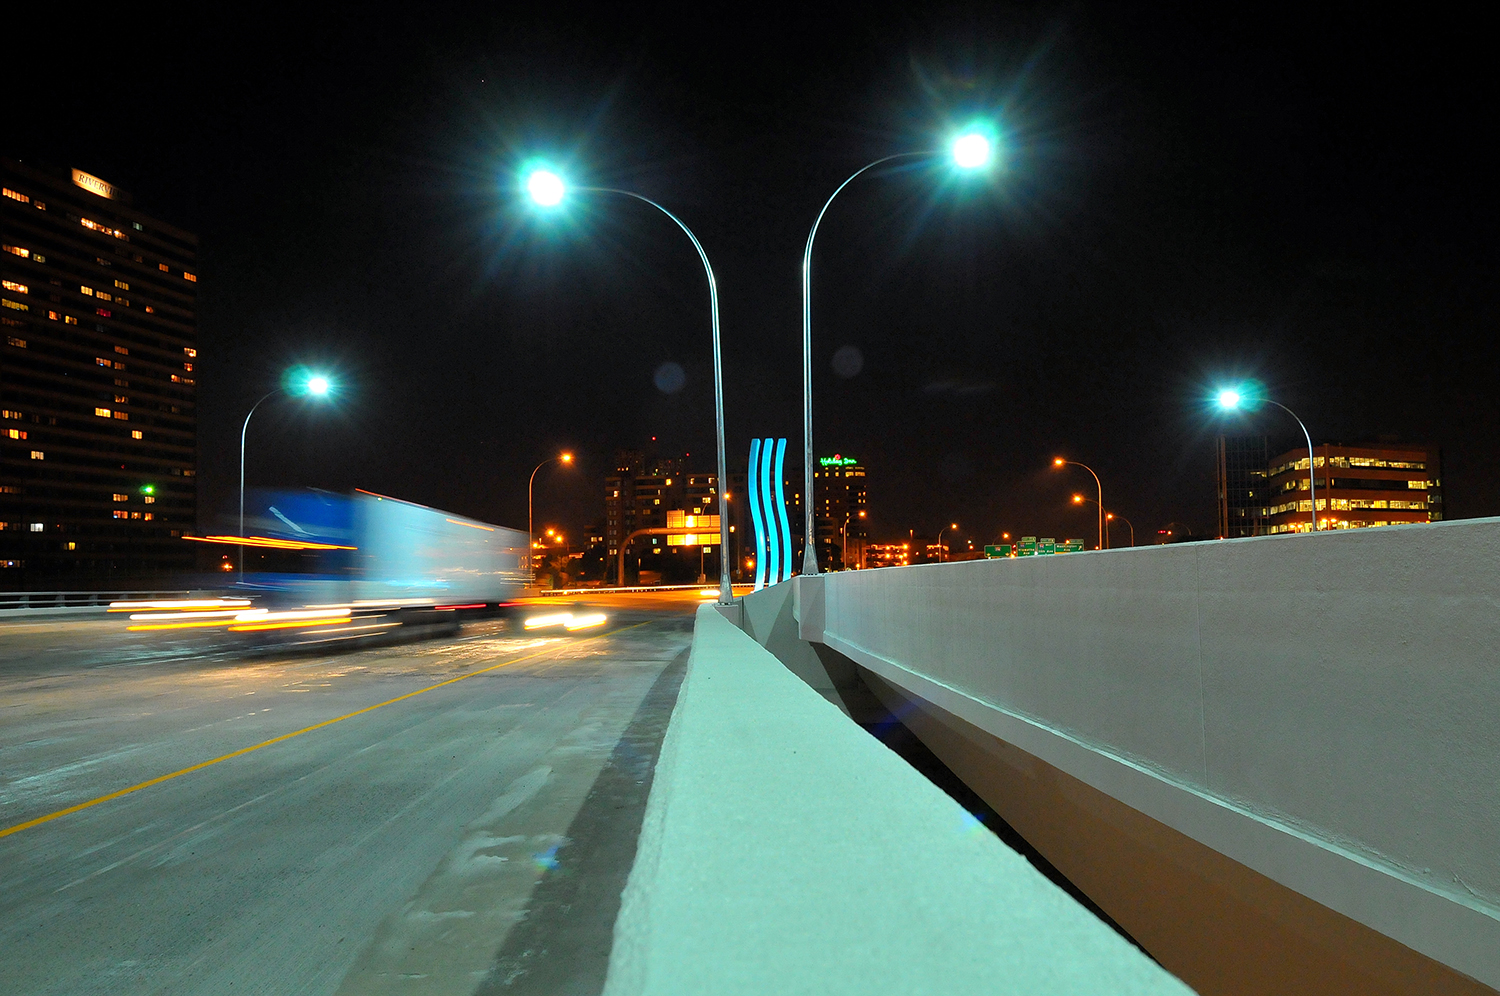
[0,592,702,995]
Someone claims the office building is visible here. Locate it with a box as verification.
[1217,435,1441,536]
[1216,434,1269,538]
[1,160,197,586]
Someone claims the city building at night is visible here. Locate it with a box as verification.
[1,159,198,586]
[1217,435,1441,536]
[864,542,910,569]
[812,453,867,570]
[604,447,742,583]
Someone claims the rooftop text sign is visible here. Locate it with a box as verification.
[71,169,116,200]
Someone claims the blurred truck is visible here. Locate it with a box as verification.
[229,488,529,606]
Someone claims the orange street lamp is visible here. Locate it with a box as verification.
[1055,457,1105,550]
[529,452,574,572]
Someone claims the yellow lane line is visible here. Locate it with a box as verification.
[0,622,648,840]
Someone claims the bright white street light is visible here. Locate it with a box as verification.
[526,169,566,207]
[1216,388,1242,410]
[951,132,993,170]
[306,376,330,396]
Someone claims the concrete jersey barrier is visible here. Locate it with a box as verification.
[604,604,1193,995]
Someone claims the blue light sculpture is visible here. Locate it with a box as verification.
[748,437,793,590]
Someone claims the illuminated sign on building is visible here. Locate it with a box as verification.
[819,454,859,467]
[71,169,116,200]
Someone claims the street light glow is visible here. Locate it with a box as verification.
[1215,388,1243,410]
[1053,457,1066,467]
[526,169,566,207]
[560,452,573,463]
[306,375,331,397]
[952,131,993,170]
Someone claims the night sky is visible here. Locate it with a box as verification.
[13,5,1496,548]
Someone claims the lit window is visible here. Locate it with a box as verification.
[96,357,111,367]
[114,280,129,290]
[64,316,77,325]
[112,493,128,502]
[97,292,112,302]
[183,362,193,372]
[48,310,58,320]
[3,410,20,419]
[184,347,197,358]
[29,523,43,533]
[114,394,128,404]
[30,451,43,460]
[95,408,112,417]
[1408,480,1429,490]
[114,361,124,370]
[66,542,76,551]
[158,263,168,272]
[183,272,197,282]
[2,188,30,203]
[112,411,129,420]
[114,345,128,355]
[143,512,153,521]
[143,495,155,504]
[130,512,141,519]
[1,299,27,312]
[80,218,129,240]
[5,336,25,348]
[4,429,25,440]
[96,308,111,317]
[81,286,94,296]
[144,306,153,313]
[1,280,27,293]
[114,378,128,387]
[130,430,142,439]
[113,510,128,519]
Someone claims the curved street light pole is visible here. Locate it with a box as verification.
[1058,459,1106,550]
[581,187,733,604]
[937,522,958,563]
[528,453,572,578]
[1264,399,1319,533]
[1108,512,1135,548]
[238,389,282,582]
[801,152,929,576]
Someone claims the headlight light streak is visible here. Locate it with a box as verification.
[524,611,608,632]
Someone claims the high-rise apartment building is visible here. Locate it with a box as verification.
[1,159,198,586]
[604,448,740,582]
[812,453,867,569]
[1217,436,1441,536]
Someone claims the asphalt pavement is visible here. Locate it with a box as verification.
[0,592,701,995]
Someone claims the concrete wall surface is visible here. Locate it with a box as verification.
[604,605,1194,996]
[798,517,1500,988]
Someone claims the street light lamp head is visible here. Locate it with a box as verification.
[1072,494,1084,504]
[526,169,566,207]
[951,131,993,170]
[306,375,331,397]
[1215,388,1243,410]
[1053,457,1066,467]
[560,452,573,464]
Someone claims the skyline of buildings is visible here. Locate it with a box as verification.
[1,160,198,587]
